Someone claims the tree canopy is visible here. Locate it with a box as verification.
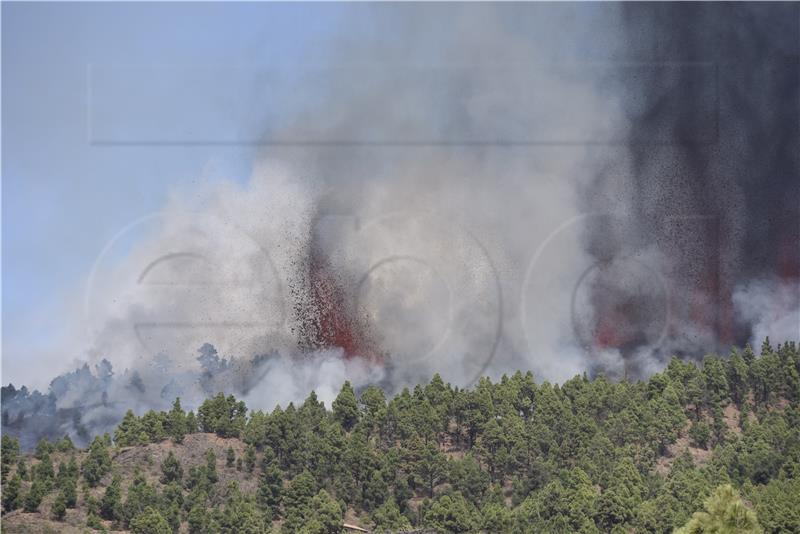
[1,340,798,533]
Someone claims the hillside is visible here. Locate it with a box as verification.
[1,339,799,533]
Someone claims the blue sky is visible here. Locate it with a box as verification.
[2,2,349,386]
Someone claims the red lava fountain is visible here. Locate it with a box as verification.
[292,244,381,363]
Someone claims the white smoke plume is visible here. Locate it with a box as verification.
[3,4,798,449]
[75,4,631,397]
[734,279,800,349]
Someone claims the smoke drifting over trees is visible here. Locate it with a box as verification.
[3,4,798,448]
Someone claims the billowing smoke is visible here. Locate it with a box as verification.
[578,3,800,375]
[3,3,798,448]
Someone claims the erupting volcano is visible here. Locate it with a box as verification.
[291,237,381,363]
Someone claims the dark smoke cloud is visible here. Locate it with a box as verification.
[580,3,799,375]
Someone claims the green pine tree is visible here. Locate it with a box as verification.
[674,484,762,534]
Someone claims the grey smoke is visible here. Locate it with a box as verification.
[580,3,799,373]
[3,3,798,448]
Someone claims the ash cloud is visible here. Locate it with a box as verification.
[4,3,798,448]
[580,3,799,374]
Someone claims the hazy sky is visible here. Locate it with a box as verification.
[2,2,347,386]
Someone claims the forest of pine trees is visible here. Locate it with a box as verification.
[1,339,799,533]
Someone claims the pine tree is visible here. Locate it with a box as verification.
[360,385,388,434]
[16,457,27,481]
[371,499,412,533]
[83,436,112,487]
[748,477,800,533]
[122,472,159,527]
[34,437,53,459]
[160,451,183,484]
[186,410,198,433]
[332,381,359,431]
[205,448,218,484]
[282,470,317,532]
[309,489,343,533]
[87,512,104,530]
[56,435,75,452]
[34,450,55,489]
[100,474,123,520]
[409,437,447,498]
[450,454,490,506]
[161,501,180,533]
[244,444,256,473]
[51,491,67,520]
[114,410,141,446]
[675,484,762,534]
[188,502,208,533]
[481,501,513,533]
[130,506,172,534]
[1,435,19,483]
[363,469,389,511]
[257,462,283,518]
[689,421,712,449]
[761,337,773,357]
[168,397,187,443]
[217,483,267,534]
[198,393,247,438]
[62,475,78,508]
[727,349,749,405]
[23,479,46,512]
[424,492,478,533]
[3,472,21,511]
